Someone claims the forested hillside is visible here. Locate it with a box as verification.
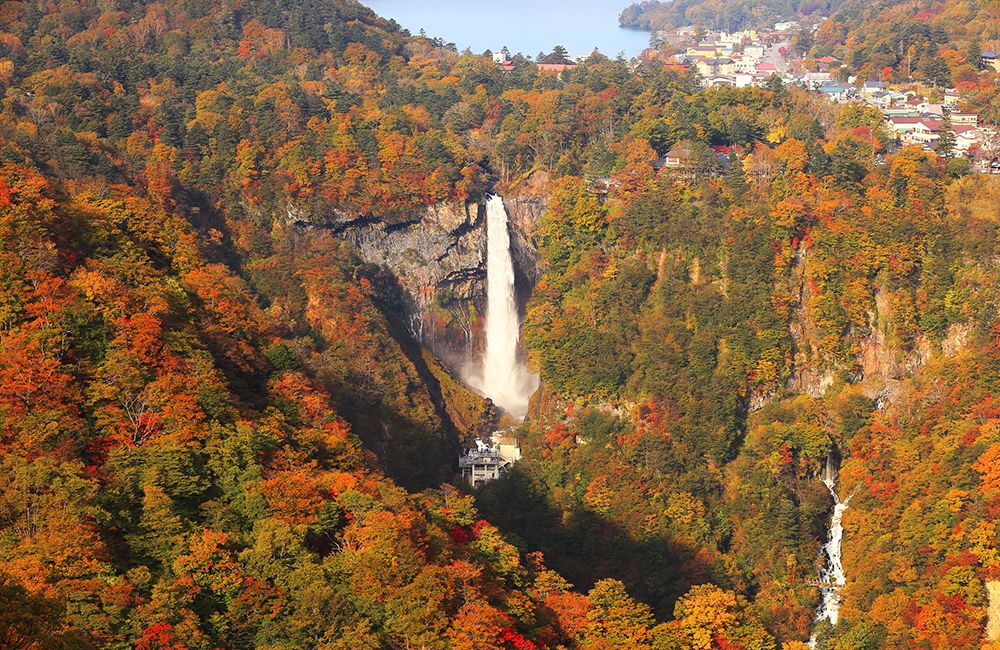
[621,0,1000,118]
[812,0,1000,110]
[619,0,838,32]
[483,123,999,647]
[0,0,998,647]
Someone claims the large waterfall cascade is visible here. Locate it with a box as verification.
[475,195,538,418]
[811,454,852,645]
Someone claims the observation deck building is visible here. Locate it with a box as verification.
[459,435,521,488]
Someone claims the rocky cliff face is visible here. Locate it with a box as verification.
[781,246,971,408]
[987,581,1000,642]
[505,194,546,291]
[340,201,489,309]
[292,192,545,369]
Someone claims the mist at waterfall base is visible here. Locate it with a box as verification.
[464,195,538,419]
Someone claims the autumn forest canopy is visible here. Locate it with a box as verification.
[0,0,998,648]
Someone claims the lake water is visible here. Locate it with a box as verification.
[363,0,651,59]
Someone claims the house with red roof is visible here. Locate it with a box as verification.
[709,145,733,164]
[888,116,943,147]
[953,126,997,154]
[888,117,942,132]
[814,56,839,71]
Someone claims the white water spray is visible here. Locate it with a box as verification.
[811,454,851,645]
[476,195,537,418]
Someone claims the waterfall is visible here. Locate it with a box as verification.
[476,195,537,418]
[811,454,851,645]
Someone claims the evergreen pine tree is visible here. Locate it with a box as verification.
[936,117,956,158]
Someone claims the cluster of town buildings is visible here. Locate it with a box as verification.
[857,84,997,167]
[666,21,999,172]
[489,20,998,178]
[805,80,997,173]
[666,22,800,89]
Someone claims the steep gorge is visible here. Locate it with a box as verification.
[293,185,546,405]
[1,0,997,641]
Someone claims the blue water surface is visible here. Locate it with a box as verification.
[363,0,651,59]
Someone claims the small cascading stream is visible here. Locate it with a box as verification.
[811,453,851,645]
[475,194,537,418]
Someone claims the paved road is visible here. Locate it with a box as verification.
[763,39,791,72]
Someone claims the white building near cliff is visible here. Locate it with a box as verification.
[458,433,521,488]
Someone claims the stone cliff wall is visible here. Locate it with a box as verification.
[291,189,546,369]
[764,245,973,410]
[339,201,489,308]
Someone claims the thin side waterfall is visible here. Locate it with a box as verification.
[476,195,537,418]
[811,454,851,645]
